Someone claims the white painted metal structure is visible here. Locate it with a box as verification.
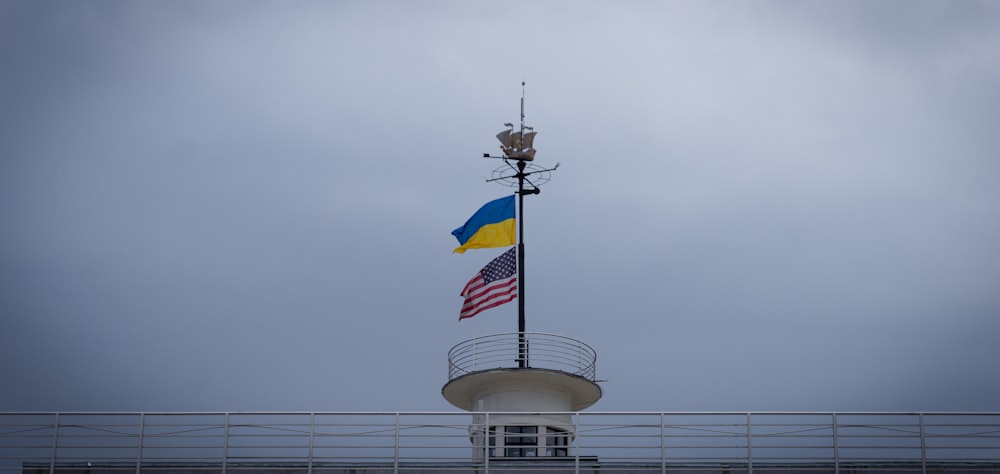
[442,333,603,460]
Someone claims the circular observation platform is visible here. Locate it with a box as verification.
[442,333,602,412]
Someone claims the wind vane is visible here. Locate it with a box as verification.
[482,82,560,368]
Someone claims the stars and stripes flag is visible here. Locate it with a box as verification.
[459,247,517,320]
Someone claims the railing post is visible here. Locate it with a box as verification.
[49,413,60,474]
[577,340,583,374]
[308,413,315,474]
[919,413,927,474]
[394,413,400,474]
[832,413,839,474]
[392,412,399,473]
[574,412,581,474]
[222,413,230,474]
[136,413,145,474]
[484,412,490,474]
[746,413,753,474]
[660,412,666,474]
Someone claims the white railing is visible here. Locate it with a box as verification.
[2,412,999,473]
[447,333,598,381]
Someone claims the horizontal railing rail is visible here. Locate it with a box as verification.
[447,332,598,381]
[2,412,998,473]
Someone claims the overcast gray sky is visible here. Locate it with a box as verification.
[1,0,998,413]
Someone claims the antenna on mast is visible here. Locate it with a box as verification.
[480,82,560,368]
[520,81,526,134]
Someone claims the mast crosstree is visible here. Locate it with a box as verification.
[482,82,560,368]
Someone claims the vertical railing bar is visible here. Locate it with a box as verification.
[660,412,666,474]
[307,413,315,474]
[577,340,583,374]
[49,413,60,474]
[919,413,927,474]
[592,353,595,379]
[747,412,753,474]
[832,413,839,474]
[221,413,229,474]
[574,412,581,474]
[136,413,145,474]
[484,412,490,474]
[394,413,400,474]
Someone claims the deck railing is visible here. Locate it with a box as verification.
[2,412,999,473]
[447,332,598,381]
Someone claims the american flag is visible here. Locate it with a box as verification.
[459,247,517,320]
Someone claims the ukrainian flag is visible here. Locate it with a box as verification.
[451,195,516,254]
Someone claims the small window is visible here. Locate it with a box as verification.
[488,426,496,457]
[546,427,569,457]
[504,426,537,457]
[506,447,537,457]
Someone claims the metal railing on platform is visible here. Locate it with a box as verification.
[2,412,999,473]
[447,333,598,381]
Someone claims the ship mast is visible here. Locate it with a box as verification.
[484,82,558,368]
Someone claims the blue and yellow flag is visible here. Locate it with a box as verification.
[451,195,516,253]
